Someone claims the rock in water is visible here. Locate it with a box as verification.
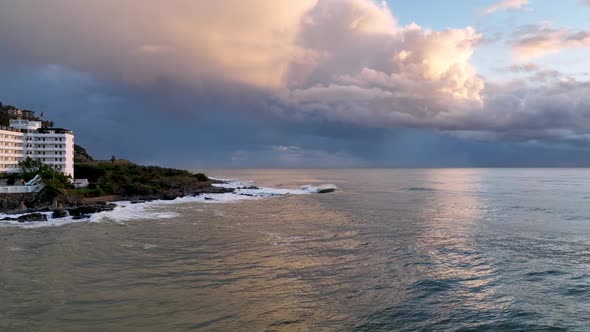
[17,213,47,222]
[52,210,68,218]
[68,204,116,217]
[160,193,177,201]
[318,188,336,194]
[0,213,48,222]
[238,186,259,190]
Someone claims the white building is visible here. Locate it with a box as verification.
[0,120,74,177]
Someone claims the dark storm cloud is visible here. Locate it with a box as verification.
[0,64,389,167]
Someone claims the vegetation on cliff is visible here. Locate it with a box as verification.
[74,144,94,163]
[0,148,215,215]
[74,161,210,197]
[16,146,211,200]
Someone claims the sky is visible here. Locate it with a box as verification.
[0,0,590,168]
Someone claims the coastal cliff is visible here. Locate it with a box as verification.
[1,152,232,220]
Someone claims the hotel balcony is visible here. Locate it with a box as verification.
[24,144,66,151]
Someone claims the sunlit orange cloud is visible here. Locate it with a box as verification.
[512,24,590,60]
[480,0,529,15]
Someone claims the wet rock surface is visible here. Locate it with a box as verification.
[1,212,48,223]
[1,184,236,222]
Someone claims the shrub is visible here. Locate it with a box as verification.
[74,164,105,182]
[123,183,155,196]
[194,173,208,182]
[6,175,17,185]
[78,187,106,198]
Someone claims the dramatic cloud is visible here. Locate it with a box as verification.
[469,77,590,142]
[511,24,590,59]
[277,20,485,129]
[0,0,484,127]
[1,0,590,150]
[0,0,318,88]
[481,0,529,15]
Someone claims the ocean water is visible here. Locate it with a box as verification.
[1,169,589,331]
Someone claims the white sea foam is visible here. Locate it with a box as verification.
[0,179,337,228]
[300,184,339,193]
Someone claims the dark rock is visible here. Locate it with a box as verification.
[34,186,64,205]
[130,200,145,204]
[204,197,213,201]
[68,204,115,217]
[72,214,91,220]
[52,210,68,218]
[194,187,234,195]
[238,186,259,190]
[69,206,97,217]
[1,212,48,223]
[160,193,177,200]
[0,193,35,211]
[17,213,47,223]
[318,188,336,194]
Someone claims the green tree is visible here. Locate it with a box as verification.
[18,157,72,188]
[18,157,49,181]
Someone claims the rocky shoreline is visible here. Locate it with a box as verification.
[0,183,235,223]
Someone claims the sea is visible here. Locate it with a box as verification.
[1,169,589,331]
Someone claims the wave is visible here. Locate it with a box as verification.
[0,180,338,228]
[300,184,338,193]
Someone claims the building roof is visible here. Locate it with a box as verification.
[37,128,73,134]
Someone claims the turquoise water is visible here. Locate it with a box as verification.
[1,169,589,331]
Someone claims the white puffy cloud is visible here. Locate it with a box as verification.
[273,0,485,129]
[481,0,529,15]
